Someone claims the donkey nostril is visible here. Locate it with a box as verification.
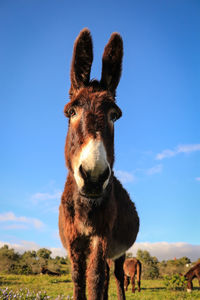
[79,164,89,181]
[99,167,110,184]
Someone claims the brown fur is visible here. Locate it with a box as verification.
[123,258,142,293]
[59,28,139,300]
[184,262,200,291]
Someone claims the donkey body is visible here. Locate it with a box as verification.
[184,262,200,292]
[59,28,139,300]
[124,258,142,293]
[40,267,60,276]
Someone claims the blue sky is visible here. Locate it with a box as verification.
[0,0,200,260]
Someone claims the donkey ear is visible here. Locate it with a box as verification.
[100,33,123,95]
[70,28,93,96]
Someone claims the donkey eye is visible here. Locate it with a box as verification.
[68,108,77,117]
[110,112,118,122]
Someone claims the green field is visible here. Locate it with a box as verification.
[0,274,199,299]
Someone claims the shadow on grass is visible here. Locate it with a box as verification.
[142,286,200,292]
[140,287,165,291]
[50,279,71,284]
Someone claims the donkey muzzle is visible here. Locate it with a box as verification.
[79,164,110,198]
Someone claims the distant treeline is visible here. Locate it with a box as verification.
[0,244,70,275]
[128,249,199,279]
[0,244,199,279]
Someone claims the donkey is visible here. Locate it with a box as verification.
[123,258,142,293]
[40,266,60,276]
[59,28,139,300]
[184,262,200,292]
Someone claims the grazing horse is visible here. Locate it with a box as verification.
[124,258,142,293]
[59,28,139,300]
[184,262,200,292]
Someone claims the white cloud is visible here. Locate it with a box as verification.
[1,240,200,261]
[156,143,200,160]
[128,242,200,261]
[30,190,62,213]
[146,164,163,175]
[31,191,62,203]
[3,224,28,230]
[49,247,67,258]
[177,144,200,153]
[0,212,44,230]
[115,170,135,183]
[0,240,41,253]
[0,240,66,258]
[156,149,176,160]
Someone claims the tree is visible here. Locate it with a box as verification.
[178,257,191,265]
[22,251,37,259]
[0,244,70,275]
[0,245,20,261]
[126,252,133,258]
[136,249,159,279]
[37,248,52,260]
[0,245,21,274]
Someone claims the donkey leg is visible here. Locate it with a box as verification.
[131,276,135,293]
[137,279,141,292]
[71,259,87,299]
[70,242,88,300]
[124,275,129,291]
[114,254,126,300]
[187,280,193,292]
[103,261,110,300]
[197,274,200,287]
[87,240,107,300]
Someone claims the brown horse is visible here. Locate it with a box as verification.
[59,28,139,300]
[184,262,200,292]
[124,258,142,293]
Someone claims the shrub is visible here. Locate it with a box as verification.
[163,273,187,290]
[136,249,159,279]
[145,264,159,279]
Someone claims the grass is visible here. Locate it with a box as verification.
[0,274,199,299]
[0,274,73,299]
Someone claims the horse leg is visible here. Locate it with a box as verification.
[131,275,135,293]
[114,254,126,300]
[87,239,107,300]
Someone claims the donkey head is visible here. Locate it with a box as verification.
[65,28,123,199]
